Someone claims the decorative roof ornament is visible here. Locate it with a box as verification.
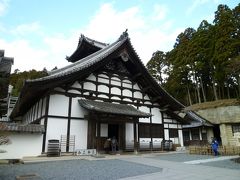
[118,29,129,41]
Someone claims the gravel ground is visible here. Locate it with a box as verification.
[0,159,161,180]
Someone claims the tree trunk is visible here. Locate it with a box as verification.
[199,77,206,102]
[187,85,192,105]
[212,78,218,100]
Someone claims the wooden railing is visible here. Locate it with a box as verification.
[189,145,240,155]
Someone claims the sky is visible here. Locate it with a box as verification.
[0,0,239,72]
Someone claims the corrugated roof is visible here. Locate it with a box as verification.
[0,122,45,133]
[79,99,152,118]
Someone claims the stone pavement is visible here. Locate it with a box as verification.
[4,152,240,180]
[119,156,240,180]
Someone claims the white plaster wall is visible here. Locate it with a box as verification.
[0,132,43,159]
[71,98,88,118]
[68,89,80,94]
[54,87,65,92]
[45,117,68,152]
[143,95,150,100]
[164,129,169,140]
[86,74,96,81]
[169,124,178,129]
[98,84,109,93]
[98,73,108,79]
[83,82,96,91]
[100,124,108,137]
[70,119,88,149]
[178,129,184,146]
[139,106,150,123]
[122,89,132,97]
[41,97,46,117]
[133,91,142,99]
[111,96,121,101]
[151,108,162,124]
[122,83,132,89]
[111,87,121,95]
[125,123,134,142]
[37,99,42,119]
[98,94,109,99]
[111,80,121,86]
[133,84,141,90]
[98,77,109,84]
[48,94,69,116]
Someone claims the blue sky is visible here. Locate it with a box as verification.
[0,0,239,71]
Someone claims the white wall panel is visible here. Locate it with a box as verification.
[41,97,46,116]
[71,81,82,89]
[86,74,96,81]
[133,91,142,99]
[98,84,109,93]
[70,119,88,149]
[71,98,88,118]
[0,132,43,159]
[83,82,96,91]
[98,94,109,99]
[122,83,132,88]
[151,108,162,124]
[139,106,150,123]
[100,124,108,137]
[45,117,68,152]
[111,80,121,86]
[125,123,134,142]
[111,87,121,95]
[48,94,69,116]
[54,87,65,92]
[98,73,108,79]
[122,89,132,97]
[111,96,121,101]
[143,94,150,100]
[164,129,169,140]
[68,89,80,94]
[133,84,141,90]
[169,124,178,129]
[98,77,109,84]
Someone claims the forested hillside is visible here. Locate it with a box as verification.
[10,69,47,96]
[147,4,240,106]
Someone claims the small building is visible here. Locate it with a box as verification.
[5,32,197,158]
[185,99,240,147]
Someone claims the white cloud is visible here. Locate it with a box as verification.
[186,0,219,15]
[0,0,9,16]
[1,2,183,72]
[152,4,168,21]
[80,3,179,63]
[10,22,42,36]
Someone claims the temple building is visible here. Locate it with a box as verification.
[2,31,199,158]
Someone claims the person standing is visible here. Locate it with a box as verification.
[211,137,219,156]
[111,136,117,153]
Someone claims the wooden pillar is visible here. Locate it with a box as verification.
[66,97,72,152]
[96,116,100,154]
[42,95,50,153]
[133,119,138,154]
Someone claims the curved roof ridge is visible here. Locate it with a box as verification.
[27,36,128,83]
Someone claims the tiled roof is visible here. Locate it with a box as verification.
[79,99,152,118]
[182,111,213,128]
[0,122,45,133]
[31,37,127,82]
[82,35,109,49]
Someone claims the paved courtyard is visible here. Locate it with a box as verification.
[0,153,239,180]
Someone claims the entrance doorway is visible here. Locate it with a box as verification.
[213,125,221,144]
[108,124,119,139]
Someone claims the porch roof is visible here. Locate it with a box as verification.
[78,99,151,118]
[0,122,45,133]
